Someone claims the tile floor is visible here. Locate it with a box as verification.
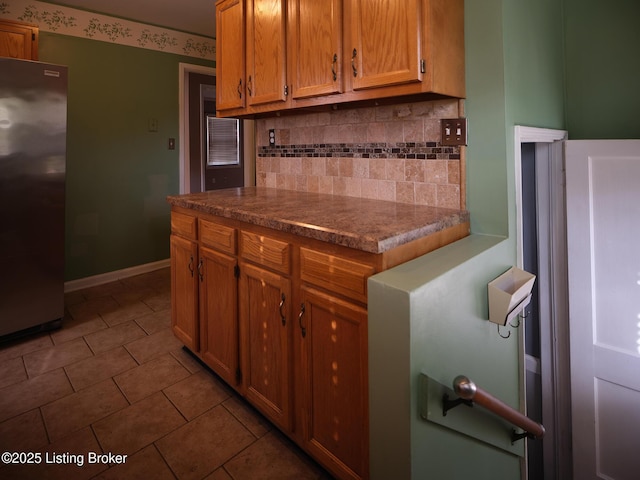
[0,268,332,480]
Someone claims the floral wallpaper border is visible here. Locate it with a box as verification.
[0,1,215,59]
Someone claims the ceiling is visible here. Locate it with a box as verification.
[47,0,216,37]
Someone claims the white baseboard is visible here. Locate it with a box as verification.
[64,259,170,293]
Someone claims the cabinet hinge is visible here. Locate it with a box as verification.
[234,264,240,279]
[284,85,289,97]
[420,59,426,74]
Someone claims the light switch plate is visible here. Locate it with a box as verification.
[441,118,468,146]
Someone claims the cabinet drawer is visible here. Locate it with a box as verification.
[300,248,375,303]
[171,211,197,239]
[240,231,291,274]
[200,219,236,254]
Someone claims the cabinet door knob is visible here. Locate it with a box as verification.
[332,53,338,81]
[197,259,203,282]
[237,78,243,98]
[279,293,286,326]
[247,75,253,96]
[298,303,306,338]
[351,48,358,77]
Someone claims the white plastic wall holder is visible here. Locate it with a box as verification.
[488,267,536,326]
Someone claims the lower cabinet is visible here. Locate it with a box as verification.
[169,206,445,480]
[199,246,240,387]
[170,234,199,351]
[298,286,369,480]
[240,261,292,431]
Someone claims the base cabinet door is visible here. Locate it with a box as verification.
[298,286,368,480]
[240,261,292,431]
[199,246,240,387]
[170,235,199,351]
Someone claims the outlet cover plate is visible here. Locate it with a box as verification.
[441,118,468,146]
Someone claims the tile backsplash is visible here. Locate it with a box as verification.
[255,99,465,209]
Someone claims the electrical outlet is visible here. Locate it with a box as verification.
[269,129,276,146]
[441,118,468,146]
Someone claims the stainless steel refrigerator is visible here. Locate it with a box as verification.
[0,58,67,339]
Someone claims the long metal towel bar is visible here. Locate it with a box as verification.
[444,375,545,442]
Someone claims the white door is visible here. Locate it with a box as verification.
[565,140,640,480]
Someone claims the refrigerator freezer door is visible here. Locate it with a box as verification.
[0,58,67,337]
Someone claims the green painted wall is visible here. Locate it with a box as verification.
[38,33,213,281]
[564,0,640,139]
[369,0,566,478]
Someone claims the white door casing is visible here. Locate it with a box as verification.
[565,140,640,480]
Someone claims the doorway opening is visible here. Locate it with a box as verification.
[178,63,256,194]
[514,126,571,480]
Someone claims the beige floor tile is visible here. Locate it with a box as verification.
[203,468,234,480]
[101,301,154,327]
[142,292,172,312]
[42,379,128,441]
[170,347,204,374]
[155,405,256,480]
[91,445,176,480]
[223,396,272,438]
[23,337,94,377]
[112,286,158,305]
[0,409,48,452]
[0,334,53,363]
[124,327,183,364]
[80,281,128,300]
[114,353,190,403]
[84,321,147,354]
[0,356,27,389]
[64,346,138,391]
[224,431,325,480]
[134,309,171,335]
[64,289,85,305]
[92,392,186,455]
[164,370,232,420]
[0,368,73,423]
[50,315,108,345]
[66,296,120,322]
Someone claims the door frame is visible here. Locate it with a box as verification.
[178,63,256,194]
[514,126,570,480]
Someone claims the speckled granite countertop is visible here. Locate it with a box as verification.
[167,187,469,254]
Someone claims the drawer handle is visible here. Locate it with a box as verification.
[247,75,253,96]
[298,303,306,338]
[197,259,203,282]
[237,78,242,98]
[279,293,286,326]
[188,255,194,277]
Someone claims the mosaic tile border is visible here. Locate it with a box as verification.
[259,142,461,160]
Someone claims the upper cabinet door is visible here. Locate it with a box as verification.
[0,20,38,60]
[216,0,246,111]
[288,0,342,99]
[348,0,422,90]
[246,0,288,107]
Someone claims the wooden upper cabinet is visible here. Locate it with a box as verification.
[216,0,246,111]
[246,0,288,107]
[0,19,39,60]
[288,0,343,99]
[347,0,421,91]
[215,0,464,117]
